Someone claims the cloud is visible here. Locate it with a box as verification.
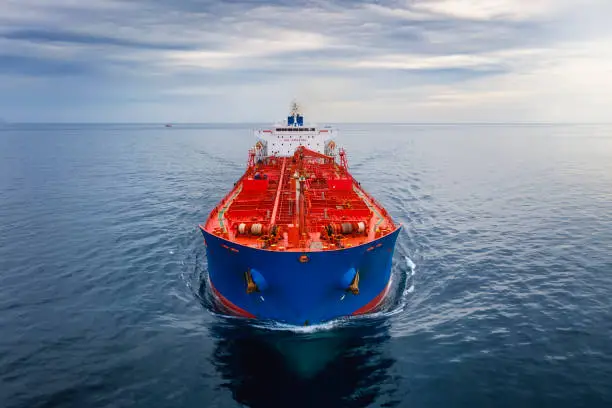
[161,29,334,70]
[0,0,611,122]
[2,29,195,50]
[412,0,560,21]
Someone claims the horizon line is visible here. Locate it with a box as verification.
[3,121,612,125]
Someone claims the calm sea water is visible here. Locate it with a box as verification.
[1,123,611,408]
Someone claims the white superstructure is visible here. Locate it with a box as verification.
[253,101,337,158]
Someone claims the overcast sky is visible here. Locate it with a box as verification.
[1,0,611,123]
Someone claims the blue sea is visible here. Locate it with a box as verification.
[1,123,611,408]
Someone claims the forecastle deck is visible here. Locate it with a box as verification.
[202,146,397,252]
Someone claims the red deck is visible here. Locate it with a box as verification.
[203,146,397,252]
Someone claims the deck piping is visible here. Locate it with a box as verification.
[353,185,385,229]
[269,157,287,226]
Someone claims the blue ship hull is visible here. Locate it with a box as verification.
[201,226,401,326]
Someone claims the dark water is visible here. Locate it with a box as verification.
[1,123,611,407]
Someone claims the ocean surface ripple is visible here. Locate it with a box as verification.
[1,123,611,407]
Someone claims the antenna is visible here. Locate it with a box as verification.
[290,100,301,115]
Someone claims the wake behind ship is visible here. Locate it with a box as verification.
[199,102,401,326]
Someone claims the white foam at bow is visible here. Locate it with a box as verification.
[405,256,416,276]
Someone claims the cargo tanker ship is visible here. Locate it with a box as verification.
[199,102,401,326]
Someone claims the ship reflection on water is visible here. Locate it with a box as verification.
[208,318,399,408]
